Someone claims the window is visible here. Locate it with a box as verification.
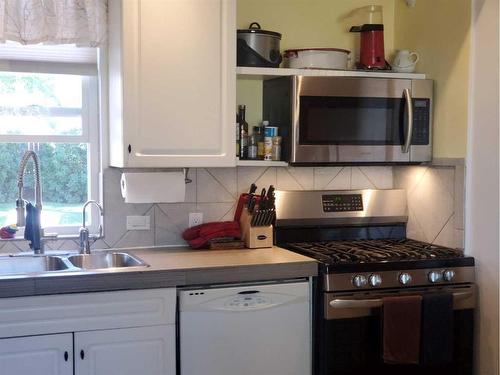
[0,43,100,234]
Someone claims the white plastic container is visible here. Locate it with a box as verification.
[284,48,350,70]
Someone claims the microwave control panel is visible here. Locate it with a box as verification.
[322,194,363,212]
[412,99,430,145]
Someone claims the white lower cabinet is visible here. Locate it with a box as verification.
[0,288,177,375]
[75,326,175,375]
[0,333,73,375]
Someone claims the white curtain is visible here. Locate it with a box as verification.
[0,0,107,47]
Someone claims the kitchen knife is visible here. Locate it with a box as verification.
[266,185,275,199]
[248,196,256,213]
[246,183,258,210]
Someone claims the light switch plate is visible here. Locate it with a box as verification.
[126,215,151,231]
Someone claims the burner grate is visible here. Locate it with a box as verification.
[288,239,464,264]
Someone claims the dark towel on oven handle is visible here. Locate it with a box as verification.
[421,292,454,366]
[382,295,422,365]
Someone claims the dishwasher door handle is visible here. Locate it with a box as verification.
[329,291,473,309]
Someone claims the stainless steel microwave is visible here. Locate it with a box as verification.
[263,76,433,164]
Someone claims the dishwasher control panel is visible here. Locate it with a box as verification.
[225,295,271,310]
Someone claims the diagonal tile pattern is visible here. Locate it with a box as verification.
[0,164,464,252]
[393,165,464,249]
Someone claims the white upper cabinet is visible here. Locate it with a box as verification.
[109,0,236,168]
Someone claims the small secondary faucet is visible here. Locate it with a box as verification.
[16,150,44,254]
[79,200,104,254]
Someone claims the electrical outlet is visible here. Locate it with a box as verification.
[126,215,151,231]
[189,212,203,228]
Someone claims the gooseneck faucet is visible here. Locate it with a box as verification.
[16,150,44,254]
[79,200,104,254]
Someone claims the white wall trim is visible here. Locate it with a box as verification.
[465,0,500,373]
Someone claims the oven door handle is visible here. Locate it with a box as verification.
[402,88,414,154]
[329,291,472,309]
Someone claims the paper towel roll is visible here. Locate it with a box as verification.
[121,172,186,203]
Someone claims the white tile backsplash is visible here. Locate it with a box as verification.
[0,164,464,252]
[393,164,465,249]
[314,167,351,190]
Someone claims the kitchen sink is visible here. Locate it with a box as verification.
[67,252,148,270]
[0,255,70,275]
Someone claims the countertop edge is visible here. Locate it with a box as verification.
[0,247,318,298]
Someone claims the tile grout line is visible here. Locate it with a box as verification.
[407,208,431,243]
[408,166,429,196]
[286,168,307,190]
[431,212,455,244]
[153,205,157,246]
[206,168,237,200]
[322,167,343,189]
[358,167,378,189]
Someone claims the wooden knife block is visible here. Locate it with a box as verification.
[239,208,274,249]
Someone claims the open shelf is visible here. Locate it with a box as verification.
[236,159,289,167]
[236,66,427,80]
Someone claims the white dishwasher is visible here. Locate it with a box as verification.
[178,280,311,375]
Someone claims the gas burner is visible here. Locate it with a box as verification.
[287,239,465,265]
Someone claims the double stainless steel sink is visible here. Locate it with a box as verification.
[0,252,148,277]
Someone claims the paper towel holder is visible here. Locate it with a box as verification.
[119,168,192,184]
[183,168,192,184]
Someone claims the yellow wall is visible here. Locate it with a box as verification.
[237,0,472,159]
[394,0,471,158]
[237,0,395,56]
[237,0,396,128]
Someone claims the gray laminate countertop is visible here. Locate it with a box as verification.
[0,246,318,298]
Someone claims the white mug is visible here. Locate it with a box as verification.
[393,50,419,73]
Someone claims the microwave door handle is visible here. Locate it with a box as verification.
[329,291,473,309]
[402,88,414,153]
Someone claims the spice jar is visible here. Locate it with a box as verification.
[271,136,282,161]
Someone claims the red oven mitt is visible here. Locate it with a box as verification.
[182,221,242,249]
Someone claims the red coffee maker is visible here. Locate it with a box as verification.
[349,5,389,70]
[349,24,388,69]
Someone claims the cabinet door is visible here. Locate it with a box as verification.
[116,0,236,168]
[75,325,175,375]
[0,333,73,375]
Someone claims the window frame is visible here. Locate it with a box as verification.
[0,69,101,236]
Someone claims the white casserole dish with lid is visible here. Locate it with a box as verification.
[283,48,350,70]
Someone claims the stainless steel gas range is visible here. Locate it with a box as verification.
[274,189,475,375]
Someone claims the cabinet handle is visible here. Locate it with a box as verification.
[80,350,85,360]
[64,351,69,362]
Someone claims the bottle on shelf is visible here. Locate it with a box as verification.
[236,113,240,158]
[272,136,282,161]
[264,122,278,161]
[255,124,265,159]
[238,105,249,159]
[248,134,258,159]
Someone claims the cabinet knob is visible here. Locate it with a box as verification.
[64,351,69,362]
[80,350,85,360]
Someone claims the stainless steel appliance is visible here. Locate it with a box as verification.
[237,22,282,68]
[263,76,433,164]
[274,189,475,375]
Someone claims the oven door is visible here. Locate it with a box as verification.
[317,285,475,375]
[291,76,432,164]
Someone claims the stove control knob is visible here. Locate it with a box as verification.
[352,275,368,288]
[369,274,382,287]
[428,270,443,283]
[443,269,456,282]
[399,272,412,285]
